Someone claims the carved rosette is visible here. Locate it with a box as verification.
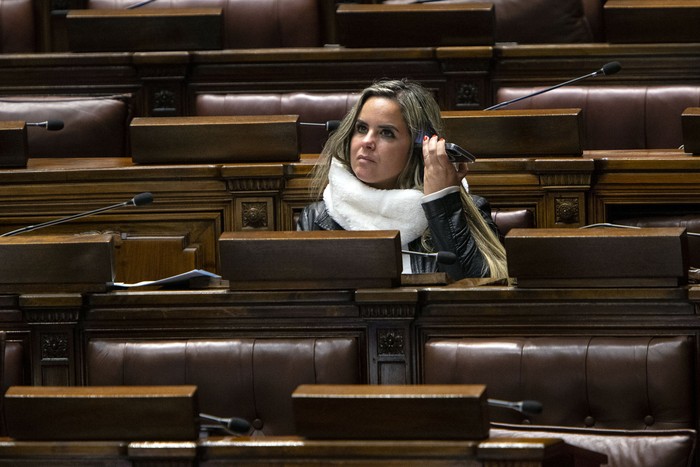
[242,201,268,229]
[377,329,405,356]
[456,83,480,107]
[555,197,580,224]
[41,333,69,360]
[153,89,176,113]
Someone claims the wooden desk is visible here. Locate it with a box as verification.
[0,436,606,466]
[1,152,700,283]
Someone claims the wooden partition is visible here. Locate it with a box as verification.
[0,435,605,466]
[0,150,700,284]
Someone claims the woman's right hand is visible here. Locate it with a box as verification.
[422,135,469,195]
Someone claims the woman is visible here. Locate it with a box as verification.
[297,79,507,280]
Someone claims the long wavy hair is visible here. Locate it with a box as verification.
[310,79,508,279]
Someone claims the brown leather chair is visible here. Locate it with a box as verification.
[491,208,535,242]
[87,0,324,48]
[0,95,132,157]
[85,337,362,435]
[0,0,35,53]
[195,92,360,154]
[423,336,697,467]
[0,333,28,436]
[494,85,700,149]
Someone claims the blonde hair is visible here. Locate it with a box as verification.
[310,79,507,279]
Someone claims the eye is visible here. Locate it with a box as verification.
[354,122,368,134]
[380,128,395,138]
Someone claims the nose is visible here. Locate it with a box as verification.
[362,131,376,149]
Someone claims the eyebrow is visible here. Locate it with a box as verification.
[355,119,401,133]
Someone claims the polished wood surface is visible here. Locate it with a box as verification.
[604,0,700,44]
[219,230,402,290]
[505,227,687,288]
[336,3,495,48]
[292,384,489,440]
[682,107,700,155]
[4,385,198,441]
[65,8,223,52]
[442,109,584,157]
[130,115,301,164]
[0,122,27,168]
[0,234,114,293]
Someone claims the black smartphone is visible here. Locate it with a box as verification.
[445,142,476,163]
[414,131,476,163]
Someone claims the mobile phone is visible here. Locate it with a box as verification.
[445,142,476,163]
[414,132,476,163]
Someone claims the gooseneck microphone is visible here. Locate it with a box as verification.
[488,398,543,415]
[199,413,251,434]
[0,192,154,237]
[300,120,341,132]
[402,250,458,265]
[485,61,623,111]
[127,0,157,8]
[26,120,64,131]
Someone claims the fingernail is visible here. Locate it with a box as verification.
[423,135,429,141]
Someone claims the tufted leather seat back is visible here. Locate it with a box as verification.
[85,338,361,435]
[87,0,323,48]
[0,0,35,53]
[424,337,697,467]
[0,95,131,157]
[424,336,694,430]
[495,85,700,150]
[196,92,360,154]
[491,208,535,242]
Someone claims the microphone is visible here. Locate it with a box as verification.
[126,0,157,8]
[299,120,341,132]
[402,249,457,265]
[26,120,64,131]
[0,192,154,237]
[199,413,251,434]
[488,398,543,415]
[485,61,623,111]
[580,222,700,237]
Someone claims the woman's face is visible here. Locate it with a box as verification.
[350,96,413,190]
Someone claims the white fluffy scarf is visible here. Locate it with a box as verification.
[323,158,428,246]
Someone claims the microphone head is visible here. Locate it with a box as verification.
[131,192,154,206]
[225,417,252,433]
[435,251,457,265]
[601,61,622,76]
[45,120,64,131]
[326,120,341,132]
[520,400,543,414]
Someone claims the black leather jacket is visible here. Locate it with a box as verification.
[297,191,498,279]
